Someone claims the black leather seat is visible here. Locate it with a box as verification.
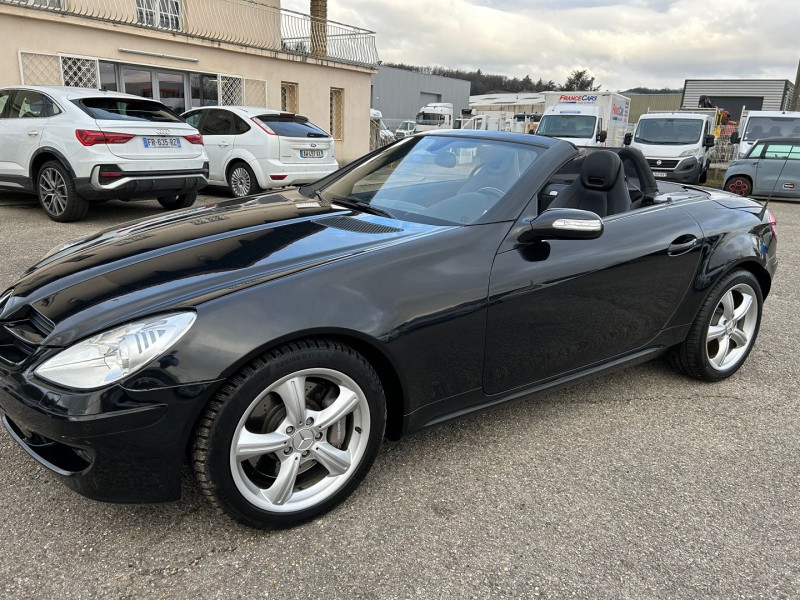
[546,151,631,217]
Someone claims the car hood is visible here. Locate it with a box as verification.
[3,191,446,345]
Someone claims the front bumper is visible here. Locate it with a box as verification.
[650,157,703,184]
[75,165,209,201]
[0,370,220,503]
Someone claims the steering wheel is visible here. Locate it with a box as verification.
[477,187,504,199]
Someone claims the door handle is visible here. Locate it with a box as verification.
[28,130,39,136]
[668,236,698,255]
[219,141,229,147]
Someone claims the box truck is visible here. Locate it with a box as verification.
[414,103,454,132]
[536,91,630,146]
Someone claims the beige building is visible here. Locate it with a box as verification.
[0,0,378,163]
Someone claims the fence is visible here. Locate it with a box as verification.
[2,0,379,68]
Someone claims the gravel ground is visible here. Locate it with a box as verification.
[0,190,797,599]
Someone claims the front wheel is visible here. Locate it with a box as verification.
[157,191,197,210]
[192,339,386,528]
[670,270,763,381]
[724,176,752,197]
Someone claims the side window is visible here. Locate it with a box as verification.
[200,109,234,136]
[763,144,793,159]
[184,110,203,129]
[47,98,62,116]
[9,90,48,118]
[232,114,251,135]
[0,90,11,117]
[747,143,765,158]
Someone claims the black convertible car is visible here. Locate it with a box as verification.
[0,131,777,528]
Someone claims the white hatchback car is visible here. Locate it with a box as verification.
[182,106,339,197]
[0,86,208,222]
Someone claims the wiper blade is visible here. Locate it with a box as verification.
[331,196,394,219]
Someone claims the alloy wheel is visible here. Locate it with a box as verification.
[230,167,251,197]
[229,368,371,512]
[39,167,68,216]
[706,283,759,371]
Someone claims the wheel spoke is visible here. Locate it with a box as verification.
[311,441,351,476]
[710,336,730,368]
[730,328,749,348]
[732,293,753,322]
[235,429,289,460]
[720,291,735,320]
[274,376,307,427]
[262,454,301,505]
[707,324,726,341]
[316,386,359,430]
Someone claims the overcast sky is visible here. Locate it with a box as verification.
[282,0,800,90]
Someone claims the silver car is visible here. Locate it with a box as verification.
[724,137,800,199]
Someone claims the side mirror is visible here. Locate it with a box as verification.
[730,131,740,144]
[704,134,716,148]
[518,208,604,244]
[623,132,633,146]
[596,130,608,143]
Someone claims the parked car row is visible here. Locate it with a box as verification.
[0,86,339,221]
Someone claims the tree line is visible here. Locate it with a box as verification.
[383,63,679,95]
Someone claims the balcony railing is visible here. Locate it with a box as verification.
[2,0,380,68]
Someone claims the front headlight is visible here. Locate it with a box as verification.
[35,312,196,390]
[679,149,699,158]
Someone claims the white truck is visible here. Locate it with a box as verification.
[625,110,719,184]
[414,102,453,132]
[730,110,800,158]
[459,114,508,131]
[536,91,630,146]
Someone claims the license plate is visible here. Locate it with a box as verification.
[143,137,181,149]
[653,171,668,178]
[300,150,323,158]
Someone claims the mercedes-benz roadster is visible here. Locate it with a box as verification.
[0,131,777,528]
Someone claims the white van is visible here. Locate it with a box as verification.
[730,110,800,158]
[626,112,717,184]
[536,92,630,147]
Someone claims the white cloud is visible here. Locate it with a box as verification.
[281,0,800,89]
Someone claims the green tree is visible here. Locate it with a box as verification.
[560,69,600,91]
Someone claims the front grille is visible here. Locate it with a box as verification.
[647,158,680,169]
[0,306,55,366]
[313,216,403,234]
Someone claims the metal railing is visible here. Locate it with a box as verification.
[2,0,379,68]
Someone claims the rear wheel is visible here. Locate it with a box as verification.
[157,191,197,210]
[37,161,89,222]
[192,339,386,529]
[724,176,752,197]
[670,269,762,381]
[227,162,260,197]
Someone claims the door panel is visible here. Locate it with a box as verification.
[753,144,800,197]
[200,109,236,182]
[1,90,49,183]
[484,206,703,394]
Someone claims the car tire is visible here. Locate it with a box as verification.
[724,176,752,197]
[670,269,763,382]
[698,169,708,184]
[157,192,197,210]
[227,162,261,197]
[37,160,89,222]
[192,339,386,529]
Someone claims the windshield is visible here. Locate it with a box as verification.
[257,115,329,137]
[416,112,445,126]
[398,121,414,131]
[320,136,540,226]
[744,116,800,141]
[634,118,703,144]
[536,115,596,138]
[78,98,182,122]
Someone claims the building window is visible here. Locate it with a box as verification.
[136,0,183,32]
[330,87,344,141]
[190,73,218,107]
[4,0,63,8]
[281,82,298,113]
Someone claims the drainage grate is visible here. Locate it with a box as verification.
[312,216,403,234]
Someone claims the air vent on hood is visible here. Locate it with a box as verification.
[312,216,403,234]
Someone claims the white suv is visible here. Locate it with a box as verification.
[182,106,338,197]
[0,86,208,222]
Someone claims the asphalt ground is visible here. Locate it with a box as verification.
[0,190,797,599]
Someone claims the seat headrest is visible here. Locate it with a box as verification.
[478,144,516,175]
[580,151,622,191]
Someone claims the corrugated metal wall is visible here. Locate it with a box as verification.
[371,66,471,129]
[627,93,682,123]
[682,80,794,119]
